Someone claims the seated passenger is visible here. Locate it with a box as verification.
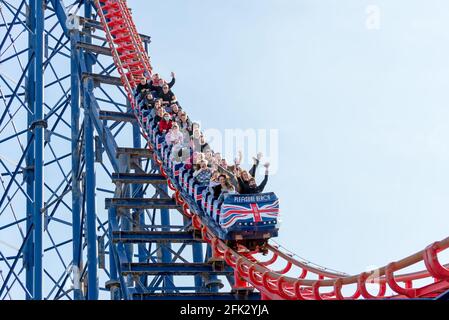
[204,149,214,166]
[214,152,222,164]
[192,151,206,171]
[233,152,264,192]
[239,163,270,194]
[175,146,191,164]
[200,135,211,153]
[160,84,177,107]
[150,72,176,94]
[166,123,184,146]
[152,107,164,128]
[208,171,220,192]
[220,158,228,170]
[148,73,162,93]
[191,122,201,134]
[168,103,181,120]
[136,77,150,95]
[137,89,149,104]
[149,99,162,119]
[141,92,155,115]
[166,123,185,161]
[216,150,241,181]
[193,160,213,187]
[178,112,192,136]
[212,174,235,204]
[219,150,242,173]
[236,168,252,193]
[190,129,202,153]
[158,112,173,134]
[182,152,194,171]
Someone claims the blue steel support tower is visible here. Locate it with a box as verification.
[0,0,258,300]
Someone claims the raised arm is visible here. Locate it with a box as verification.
[257,162,270,192]
[168,72,176,88]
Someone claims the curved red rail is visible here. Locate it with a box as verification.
[94,0,449,300]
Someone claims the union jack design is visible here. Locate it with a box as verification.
[220,200,279,229]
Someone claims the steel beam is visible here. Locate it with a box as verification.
[121,263,234,276]
[70,28,83,301]
[78,16,152,44]
[98,110,136,122]
[33,0,45,300]
[111,231,196,243]
[83,0,98,300]
[111,173,166,185]
[76,42,112,56]
[132,292,261,300]
[82,72,122,86]
[24,0,36,300]
[107,207,120,300]
[116,147,153,159]
[105,198,181,210]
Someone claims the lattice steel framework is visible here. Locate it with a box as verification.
[0,0,237,300]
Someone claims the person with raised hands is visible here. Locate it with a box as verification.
[241,162,271,194]
[236,168,252,194]
[249,152,264,177]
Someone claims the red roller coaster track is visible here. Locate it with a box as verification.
[94,0,449,300]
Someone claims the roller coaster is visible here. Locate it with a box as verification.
[0,0,448,300]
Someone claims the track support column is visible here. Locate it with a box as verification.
[70,24,83,300]
[130,102,146,287]
[32,0,45,300]
[24,0,36,300]
[83,0,98,300]
[160,184,174,292]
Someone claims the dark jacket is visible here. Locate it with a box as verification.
[200,142,211,153]
[150,77,175,94]
[159,90,176,104]
[136,82,151,93]
[238,174,268,194]
[212,184,222,199]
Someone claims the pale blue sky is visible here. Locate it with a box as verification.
[128,0,449,274]
[2,0,449,298]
